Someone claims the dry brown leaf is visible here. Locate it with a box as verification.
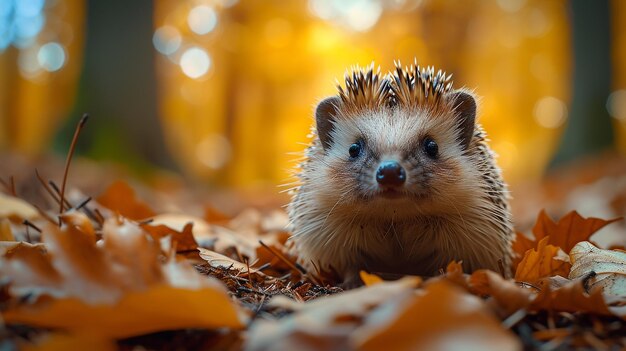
[0,192,39,221]
[96,180,156,220]
[469,270,533,316]
[246,277,421,351]
[0,218,244,338]
[353,280,521,351]
[532,210,621,252]
[4,285,243,338]
[21,333,116,351]
[569,241,626,297]
[0,218,15,241]
[141,222,198,252]
[531,278,612,316]
[515,237,571,284]
[443,261,469,288]
[198,247,266,277]
[360,271,383,286]
[511,231,535,269]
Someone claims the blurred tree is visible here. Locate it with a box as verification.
[57,0,174,171]
[550,0,614,167]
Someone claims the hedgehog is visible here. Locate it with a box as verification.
[287,60,514,286]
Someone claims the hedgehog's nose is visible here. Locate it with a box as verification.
[376,161,406,187]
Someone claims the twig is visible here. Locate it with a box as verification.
[0,176,17,196]
[76,197,92,210]
[59,113,88,214]
[35,170,65,207]
[259,240,305,274]
[9,176,16,196]
[502,308,527,329]
[23,220,42,233]
[32,204,57,224]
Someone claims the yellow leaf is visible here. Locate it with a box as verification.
[532,210,620,252]
[353,280,520,351]
[4,285,243,338]
[0,192,39,221]
[515,237,570,284]
[21,333,116,351]
[359,271,383,286]
[96,180,155,220]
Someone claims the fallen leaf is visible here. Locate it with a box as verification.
[0,192,39,221]
[532,210,620,252]
[96,180,155,220]
[515,237,570,284]
[4,285,243,338]
[360,271,383,286]
[0,218,15,241]
[141,222,198,252]
[21,333,116,351]
[0,218,244,338]
[469,270,533,316]
[245,277,421,351]
[531,278,612,316]
[569,241,626,297]
[353,280,521,351]
[198,247,266,277]
[511,232,535,268]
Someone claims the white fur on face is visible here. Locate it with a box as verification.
[309,106,484,218]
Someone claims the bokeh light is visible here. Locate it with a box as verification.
[37,42,66,72]
[187,5,218,35]
[607,90,626,121]
[308,0,384,32]
[153,25,182,56]
[179,46,211,79]
[196,134,232,169]
[533,96,568,129]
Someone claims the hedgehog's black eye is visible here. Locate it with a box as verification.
[349,141,362,159]
[423,137,438,159]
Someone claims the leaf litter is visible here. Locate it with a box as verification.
[1,132,626,350]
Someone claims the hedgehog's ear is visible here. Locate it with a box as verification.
[451,91,476,150]
[315,96,341,150]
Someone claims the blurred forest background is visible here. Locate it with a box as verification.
[0,0,625,215]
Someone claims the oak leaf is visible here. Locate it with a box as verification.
[530,277,612,316]
[353,280,521,351]
[0,218,243,338]
[569,241,626,297]
[96,180,155,220]
[515,237,570,284]
[532,210,620,252]
[469,270,533,316]
[0,192,39,221]
[246,277,421,351]
[360,271,383,286]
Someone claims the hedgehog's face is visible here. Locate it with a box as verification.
[313,92,483,217]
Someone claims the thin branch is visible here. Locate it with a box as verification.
[59,113,88,214]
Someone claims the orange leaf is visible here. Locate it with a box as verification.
[354,280,520,351]
[96,180,155,220]
[532,210,621,252]
[470,270,533,316]
[21,333,116,351]
[0,218,244,337]
[4,285,243,339]
[359,271,383,286]
[511,231,535,268]
[141,222,198,252]
[531,278,612,316]
[515,237,571,284]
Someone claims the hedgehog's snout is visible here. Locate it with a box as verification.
[376,161,406,188]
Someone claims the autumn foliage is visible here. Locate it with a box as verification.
[0,179,625,350]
